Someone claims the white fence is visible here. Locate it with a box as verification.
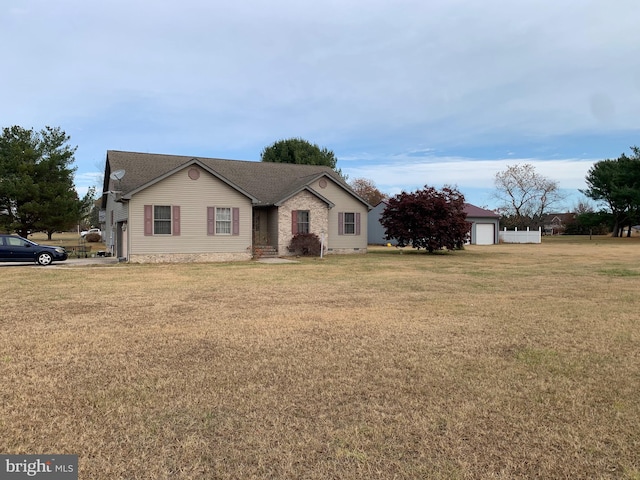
[499,227,541,244]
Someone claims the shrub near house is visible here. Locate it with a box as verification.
[289,233,322,256]
[84,232,102,242]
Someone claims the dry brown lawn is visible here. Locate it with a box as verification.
[1,236,639,479]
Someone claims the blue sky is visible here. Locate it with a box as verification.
[2,0,639,210]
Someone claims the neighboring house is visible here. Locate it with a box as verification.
[367,201,389,245]
[100,151,370,263]
[622,225,640,236]
[367,201,500,245]
[541,213,575,235]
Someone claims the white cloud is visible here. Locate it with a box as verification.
[344,156,595,191]
[1,0,638,200]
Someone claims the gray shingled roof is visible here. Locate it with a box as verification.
[103,150,362,207]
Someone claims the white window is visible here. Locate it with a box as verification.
[297,210,310,234]
[154,206,172,234]
[343,212,355,235]
[338,212,360,236]
[216,207,232,234]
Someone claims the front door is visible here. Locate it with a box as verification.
[252,210,269,245]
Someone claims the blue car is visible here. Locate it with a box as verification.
[0,234,68,266]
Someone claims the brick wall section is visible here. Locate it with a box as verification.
[278,192,329,256]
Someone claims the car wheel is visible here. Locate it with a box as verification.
[37,252,53,266]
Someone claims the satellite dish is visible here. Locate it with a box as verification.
[110,169,126,181]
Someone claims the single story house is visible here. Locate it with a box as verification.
[100,151,371,263]
[367,201,500,245]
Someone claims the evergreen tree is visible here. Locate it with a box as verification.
[0,126,81,237]
[581,147,640,237]
[261,137,346,178]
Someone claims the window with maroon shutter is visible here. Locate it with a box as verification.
[293,210,309,234]
[339,212,360,235]
[208,207,239,235]
[145,205,176,235]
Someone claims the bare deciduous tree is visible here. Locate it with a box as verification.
[493,163,564,226]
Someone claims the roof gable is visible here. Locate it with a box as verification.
[540,213,575,224]
[275,185,335,208]
[121,158,258,202]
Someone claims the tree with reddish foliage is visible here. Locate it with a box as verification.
[349,177,388,206]
[380,185,470,253]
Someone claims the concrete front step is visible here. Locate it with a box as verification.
[253,245,279,258]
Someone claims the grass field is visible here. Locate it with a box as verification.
[1,237,639,479]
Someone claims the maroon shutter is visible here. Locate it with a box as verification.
[172,206,181,236]
[232,207,240,236]
[338,212,344,235]
[144,205,152,236]
[207,207,215,235]
[291,210,298,234]
[355,212,361,235]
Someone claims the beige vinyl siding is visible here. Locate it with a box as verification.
[311,179,368,251]
[129,166,252,254]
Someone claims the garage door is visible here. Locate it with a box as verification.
[475,223,495,245]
